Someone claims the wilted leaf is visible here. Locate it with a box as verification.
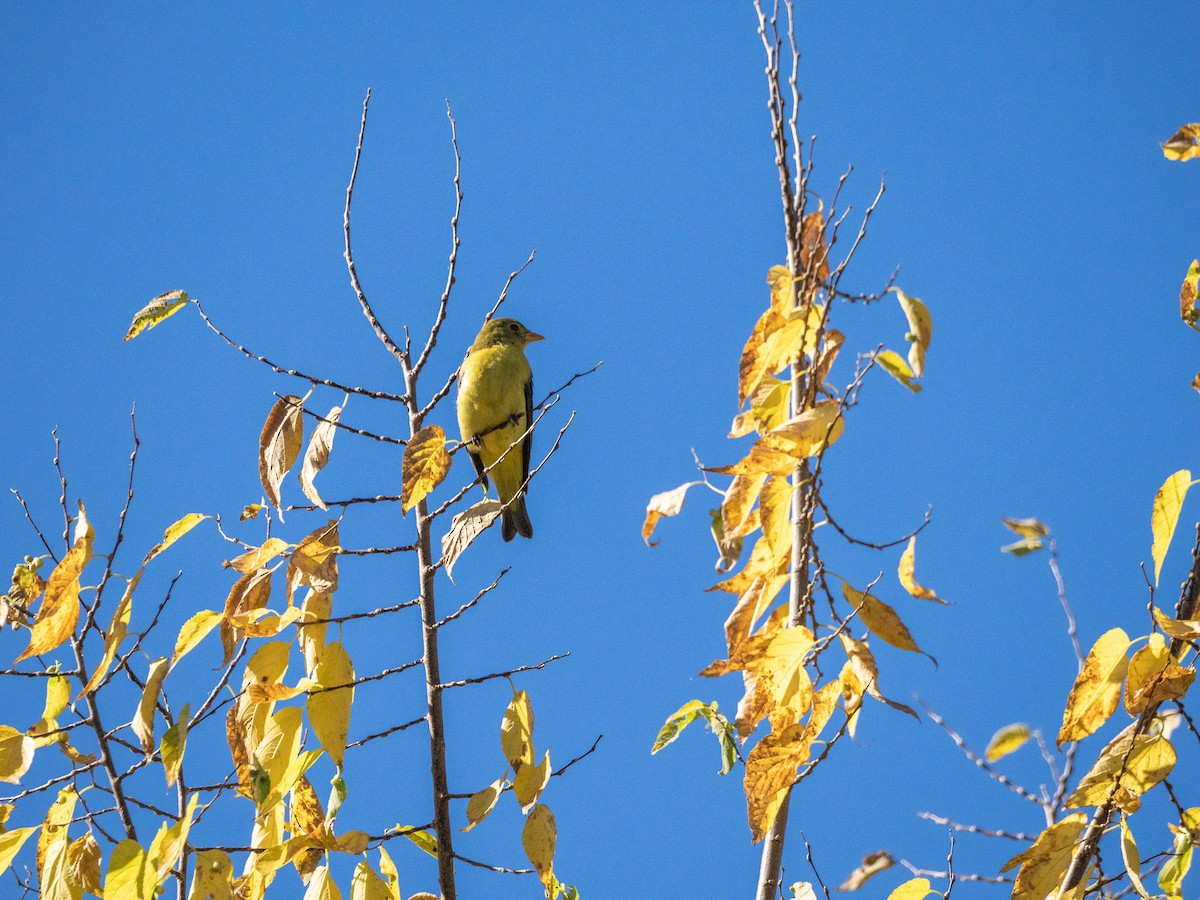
[838,633,920,723]
[745,679,840,841]
[0,726,35,785]
[513,750,551,814]
[799,206,831,283]
[299,402,344,510]
[401,425,451,515]
[897,536,946,604]
[133,657,169,754]
[462,778,504,833]
[1153,606,1200,641]
[66,831,102,897]
[1066,729,1175,809]
[791,883,818,900]
[709,509,745,574]
[889,287,932,377]
[985,723,1031,762]
[722,473,767,540]
[712,403,844,477]
[308,642,353,769]
[1125,633,1194,714]
[16,502,93,663]
[171,609,223,669]
[225,538,290,575]
[724,574,788,659]
[143,512,209,566]
[1151,469,1191,586]
[1057,627,1130,746]
[501,690,535,770]
[259,395,306,515]
[642,481,701,546]
[1000,814,1087,898]
[522,803,557,891]
[1160,814,1195,900]
[842,583,934,664]
[1181,260,1200,330]
[651,699,737,776]
[124,289,189,341]
[837,851,894,892]
[875,350,921,393]
[241,504,264,522]
[440,499,502,581]
[1162,124,1200,161]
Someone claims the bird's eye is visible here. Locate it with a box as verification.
[509,323,520,332]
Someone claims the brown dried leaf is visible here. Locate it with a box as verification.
[258,395,305,515]
[722,473,767,540]
[1125,634,1195,714]
[837,850,895,892]
[286,521,340,603]
[799,206,831,283]
[440,499,502,581]
[1162,124,1200,161]
[642,481,701,546]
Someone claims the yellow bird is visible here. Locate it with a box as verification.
[456,317,544,541]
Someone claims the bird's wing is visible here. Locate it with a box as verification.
[522,374,533,487]
[467,446,488,490]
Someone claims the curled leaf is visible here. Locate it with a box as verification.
[643,481,701,546]
[889,288,932,378]
[124,289,189,341]
[259,395,305,516]
[299,401,344,510]
[1162,124,1200,161]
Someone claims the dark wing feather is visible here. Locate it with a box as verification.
[521,376,533,485]
[467,447,488,491]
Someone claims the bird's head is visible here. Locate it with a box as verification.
[474,317,545,349]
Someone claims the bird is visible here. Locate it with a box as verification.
[456,317,544,541]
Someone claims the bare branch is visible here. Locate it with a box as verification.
[918,812,1036,843]
[10,488,59,564]
[439,652,569,689]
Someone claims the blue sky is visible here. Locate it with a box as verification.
[2,3,1199,898]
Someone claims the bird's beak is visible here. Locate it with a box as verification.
[524,331,545,344]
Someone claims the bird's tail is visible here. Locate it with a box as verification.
[501,495,533,542]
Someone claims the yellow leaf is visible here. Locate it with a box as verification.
[1151,469,1191,586]
[377,848,400,900]
[1066,730,1175,809]
[67,832,102,898]
[842,582,934,663]
[1162,124,1200,161]
[462,778,504,833]
[836,851,895,892]
[522,803,556,891]
[642,481,701,546]
[17,502,93,663]
[1056,627,1130,746]
[350,861,392,900]
[724,574,789,659]
[0,827,39,880]
[1125,633,1195,714]
[514,750,552,814]
[41,835,78,900]
[104,839,152,900]
[298,589,333,676]
[187,849,234,900]
[838,633,919,722]
[1000,814,1087,899]
[308,642,353,769]
[225,538,290,575]
[254,707,303,812]
[258,395,305,516]
[440,498,502,581]
[1181,260,1200,330]
[124,289,189,341]
[401,425,451,515]
[286,521,340,603]
[709,509,745,575]
[1121,816,1151,899]
[744,680,841,841]
[150,794,197,884]
[875,350,922,393]
[1001,517,1050,538]
[799,206,831,283]
[240,504,264,522]
[701,621,814,739]
[985,723,1031,762]
[889,287,932,378]
[171,609,223,669]
[887,877,937,900]
[77,570,138,701]
[1153,606,1200,642]
[501,690,535,770]
[759,476,792,566]
[712,403,844,476]
[143,513,209,566]
[38,787,77,885]
[161,704,189,788]
[303,865,341,900]
[0,725,35,784]
[132,658,169,755]
[898,537,947,604]
[299,401,344,510]
[221,569,273,663]
[722,474,767,540]
[399,827,437,858]
[730,377,790,438]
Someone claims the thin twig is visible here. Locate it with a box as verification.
[918,812,1035,842]
[10,489,59,563]
[439,653,569,689]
